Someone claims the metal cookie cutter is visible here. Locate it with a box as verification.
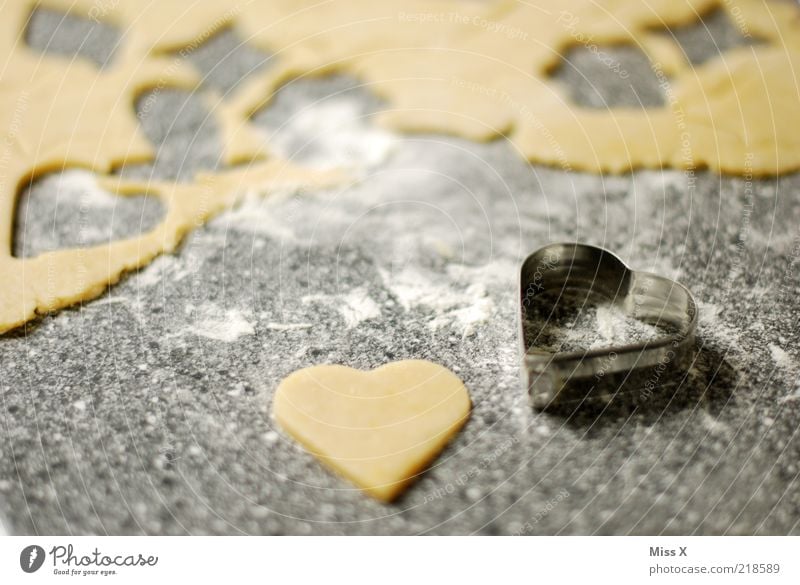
[519,243,698,409]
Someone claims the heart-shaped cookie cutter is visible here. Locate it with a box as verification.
[519,243,698,409]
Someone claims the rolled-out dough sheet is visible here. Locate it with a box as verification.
[1,0,799,333]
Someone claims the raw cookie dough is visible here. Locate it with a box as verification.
[273,360,471,502]
[2,0,799,333]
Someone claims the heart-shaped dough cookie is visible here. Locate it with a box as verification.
[273,360,471,502]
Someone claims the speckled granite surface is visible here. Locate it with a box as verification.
[1,7,799,535]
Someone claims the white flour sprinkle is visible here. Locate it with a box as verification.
[380,265,496,337]
[265,322,313,331]
[427,284,495,337]
[339,288,381,327]
[771,343,800,403]
[58,169,120,208]
[769,343,794,372]
[446,259,517,287]
[592,305,661,349]
[214,191,298,241]
[697,301,745,353]
[270,99,396,170]
[189,304,255,342]
[135,255,178,287]
[527,302,664,353]
[302,287,381,328]
[86,296,128,307]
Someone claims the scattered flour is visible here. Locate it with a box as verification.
[214,191,298,241]
[526,302,664,353]
[135,254,180,287]
[593,305,661,349]
[382,265,443,312]
[302,286,381,328]
[57,169,122,208]
[265,322,313,331]
[86,296,129,307]
[637,169,685,193]
[768,343,800,403]
[428,292,495,337]
[188,304,255,342]
[769,343,794,373]
[781,387,800,403]
[339,288,381,327]
[379,264,496,337]
[446,259,517,287]
[700,410,731,435]
[270,98,396,170]
[696,301,745,353]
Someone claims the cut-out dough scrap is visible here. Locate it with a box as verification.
[273,360,471,502]
[0,162,343,334]
[227,0,800,173]
[1,0,799,333]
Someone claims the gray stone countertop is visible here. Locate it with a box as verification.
[1,6,799,535]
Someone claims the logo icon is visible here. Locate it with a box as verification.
[20,545,45,573]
